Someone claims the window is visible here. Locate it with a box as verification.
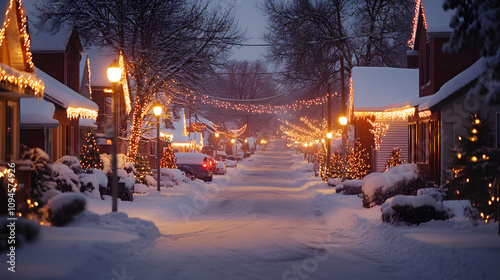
[409,124,417,163]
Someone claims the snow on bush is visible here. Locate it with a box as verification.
[43,193,87,226]
[51,163,81,193]
[78,168,108,200]
[335,179,363,195]
[145,175,156,187]
[55,155,82,174]
[362,164,428,208]
[327,178,342,187]
[381,195,452,225]
[417,187,446,201]
[101,154,136,175]
[160,168,186,187]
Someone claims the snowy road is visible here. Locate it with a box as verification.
[5,143,500,280]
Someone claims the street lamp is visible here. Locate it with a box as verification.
[153,104,163,192]
[107,60,122,212]
[231,139,237,161]
[214,132,219,158]
[339,116,348,181]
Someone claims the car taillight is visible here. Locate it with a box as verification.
[203,163,208,169]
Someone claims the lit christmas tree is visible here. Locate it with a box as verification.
[320,149,342,182]
[385,147,405,171]
[345,140,370,180]
[160,141,177,169]
[79,129,102,170]
[134,154,152,184]
[446,113,499,222]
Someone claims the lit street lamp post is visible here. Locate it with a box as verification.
[339,116,348,181]
[107,60,122,212]
[153,104,163,192]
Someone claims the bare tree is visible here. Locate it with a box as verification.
[263,0,413,96]
[35,0,243,161]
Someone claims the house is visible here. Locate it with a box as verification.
[407,0,498,185]
[351,67,421,172]
[0,0,44,163]
[20,0,98,160]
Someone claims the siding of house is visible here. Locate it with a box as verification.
[375,120,408,172]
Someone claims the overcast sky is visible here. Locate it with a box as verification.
[230,0,267,61]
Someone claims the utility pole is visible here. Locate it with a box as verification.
[340,55,347,181]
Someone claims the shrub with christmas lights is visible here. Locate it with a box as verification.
[79,129,102,170]
[345,140,370,180]
[445,113,500,222]
[385,147,405,171]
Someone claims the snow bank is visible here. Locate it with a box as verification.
[160,168,186,186]
[45,193,87,226]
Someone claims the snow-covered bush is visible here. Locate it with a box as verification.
[381,195,452,225]
[55,155,82,174]
[335,179,363,195]
[362,164,428,208]
[101,153,136,175]
[43,193,87,226]
[78,168,107,200]
[160,168,186,187]
[417,187,446,201]
[145,175,156,187]
[0,217,40,251]
[20,147,53,204]
[51,163,81,193]
[327,178,342,187]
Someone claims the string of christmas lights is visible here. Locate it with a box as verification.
[368,119,389,151]
[354,107,415,120]
[197,93,330,114]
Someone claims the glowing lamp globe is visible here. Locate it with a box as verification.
[326,132,333,139]
[339,116,348,126]
[152,105,162,117]
[107,60,122,83]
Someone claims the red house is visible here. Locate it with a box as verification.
[407,0,499,185]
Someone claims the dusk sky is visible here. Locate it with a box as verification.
[230,0,267,61]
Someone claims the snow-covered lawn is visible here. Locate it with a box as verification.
[2,148,500,280]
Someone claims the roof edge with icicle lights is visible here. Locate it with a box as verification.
[0,0,44,96]
[354,107,416,121]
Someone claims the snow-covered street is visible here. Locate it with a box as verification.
[3,143,500,280]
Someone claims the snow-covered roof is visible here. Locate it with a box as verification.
[20,98,59,128]
[23,0,74,52]
[38,68,99,118]
[419,58,485,111]
[352,67,419,109]
[356,96,431,112]
[421,0,453,35]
